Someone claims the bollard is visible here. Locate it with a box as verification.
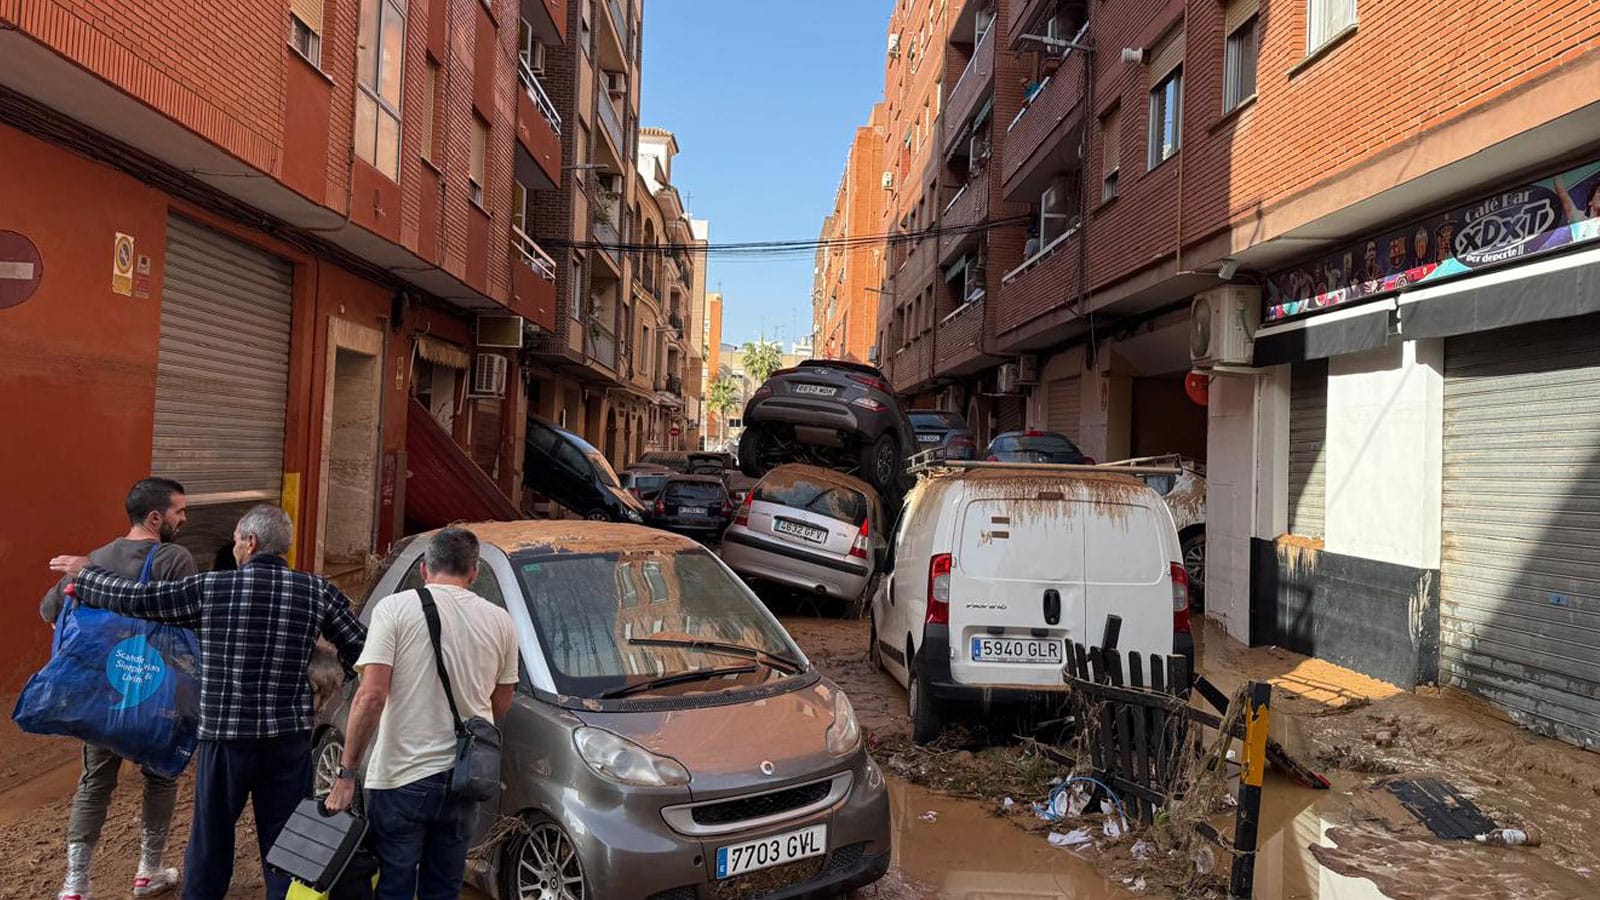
[1229,681,1272,899]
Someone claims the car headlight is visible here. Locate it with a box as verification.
[623,507,644,523]
[573,726,691,787]
[824,691,861,756]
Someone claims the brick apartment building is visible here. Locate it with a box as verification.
[843,0,1600,751]
[814,104,887,364]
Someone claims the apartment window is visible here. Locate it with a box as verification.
[1148,69,1182,168]
[356,0,405,180]
[975,4,995,43]
[470,116,487,207]
[570,257,584,321]
[1040,178,1074,244]
[1101,107,1121,202]
[511,180,528,233]
[420,60,440,164]
[1224,2,1260,112]
[642,327,652,373]
[288,0,323,66]
[1308,0,1357,53]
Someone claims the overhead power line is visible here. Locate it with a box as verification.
[540,213,1034,259]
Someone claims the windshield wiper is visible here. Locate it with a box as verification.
[627,637,805,674]
[600,665,758,699]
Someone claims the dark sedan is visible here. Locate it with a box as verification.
[982,430,1095,465]
[908,410,976,460]
[649,474,734,539]
[524,416,648,522]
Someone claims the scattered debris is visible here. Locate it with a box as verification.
[1191,845,1216,876]
[1131,840,1154,860]
[918,810,939,823]
[1386,777,1497,840]
[1102,817,1125,840]
[1048,829,1095,849]
[1475,826,1541,847]
[1001,796,1015,811]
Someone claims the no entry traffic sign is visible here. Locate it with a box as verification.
[0,231,44,310]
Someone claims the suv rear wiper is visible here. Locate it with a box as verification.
[627,637,805,674]
[600,665,758,699]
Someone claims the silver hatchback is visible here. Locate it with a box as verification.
[315,522,891,900]
[718,465,885,607]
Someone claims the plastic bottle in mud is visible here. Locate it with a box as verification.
[1474,827,1541,847]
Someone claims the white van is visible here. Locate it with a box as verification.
[868,463,1195,743]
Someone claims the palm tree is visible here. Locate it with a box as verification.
[740,338,784,386]
[707,376,740,446]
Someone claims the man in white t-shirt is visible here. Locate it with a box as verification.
[325,528,517,900]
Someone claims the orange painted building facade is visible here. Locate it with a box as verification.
[814,105,887,365]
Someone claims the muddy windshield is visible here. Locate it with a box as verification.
[910,411,967,429]
[586,450,622,488]
[514,549,802,699]
[754,475,868,525]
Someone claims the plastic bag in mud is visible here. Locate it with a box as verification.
[12,591,200,778]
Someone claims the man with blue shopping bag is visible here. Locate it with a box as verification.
[51,504,367,900]
[34,478,197,900]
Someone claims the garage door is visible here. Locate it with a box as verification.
[154,216,293,559]
[1442,315,1600,751]
[1046,376,1082,437]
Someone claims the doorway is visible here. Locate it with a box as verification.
[316,320,384,593]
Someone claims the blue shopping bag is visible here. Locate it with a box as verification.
[12,549,201,777]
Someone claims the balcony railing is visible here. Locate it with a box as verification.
[939,169,991,263]
[518,57,562,135]
[668,311,684,333]
[514,226,557,279]
[599,94,625,155]
[1002,31,1089,196]
[589,325,617,370]
[942,22,996,152]
[666,374,682,395]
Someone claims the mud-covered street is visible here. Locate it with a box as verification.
[4,603,1597,899]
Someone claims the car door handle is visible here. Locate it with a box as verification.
[1043,589,1061,626]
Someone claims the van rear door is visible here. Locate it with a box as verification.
[1082,498,1175,663]
[950,497,1086,688]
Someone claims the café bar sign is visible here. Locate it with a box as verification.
[1265,159,1600,322]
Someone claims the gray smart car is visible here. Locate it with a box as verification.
[314,522,891,900]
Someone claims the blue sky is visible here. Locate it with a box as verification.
[642,0,894,350]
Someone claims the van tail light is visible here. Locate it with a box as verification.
[1171,562,1192,634]
[732,492,754,527]
[927,553,952,625]
[985,455,999,462]
[849,373,893,394]
[721,498,733,517]
[849,518,871,560]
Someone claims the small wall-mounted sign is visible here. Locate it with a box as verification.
[112,233,135,296]
[0,230,44,310]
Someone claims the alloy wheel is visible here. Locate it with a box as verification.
[516,821,586,900]
[312,734,344,799]
[1184,541,1206,590]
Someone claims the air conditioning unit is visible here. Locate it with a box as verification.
[1190,285,1260,367]
[996,363,1022,394]
[470,353,509,398]
[528,41,547,75]
[605,71,627,96]
[476,314,525,349]
[881,170,894,190]
[1016,353,1040,384]
[888,32,901,56]
[970,133,991,162]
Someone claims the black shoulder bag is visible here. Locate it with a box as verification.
[417,587,503,802]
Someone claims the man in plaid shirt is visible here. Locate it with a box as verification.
[53,504,365,900]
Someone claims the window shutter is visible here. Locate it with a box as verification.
[1149,27,1185,82]
[291,0,324,33]
[1224,0,1259,36]
[1102,108,1121,173]
[471,118,487,185]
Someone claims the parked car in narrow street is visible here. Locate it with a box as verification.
[721,464,886,613]
[690,450,758,505]
[620,464,674,503]
[649,474,735,541]
[982,430,1095,465]
[315,522,891,900]
[870,462,1193,743]
[523,416,647,523]
[737,360,917,493]
[908,410,977,460]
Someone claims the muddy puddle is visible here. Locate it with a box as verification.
[875,777,1134,899]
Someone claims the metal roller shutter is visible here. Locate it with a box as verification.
[1442,316,1600,751]
[996,396,1024,433]
[1287,360,1327,538]
[1046,376,1082,437]
[153,216,293,507]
